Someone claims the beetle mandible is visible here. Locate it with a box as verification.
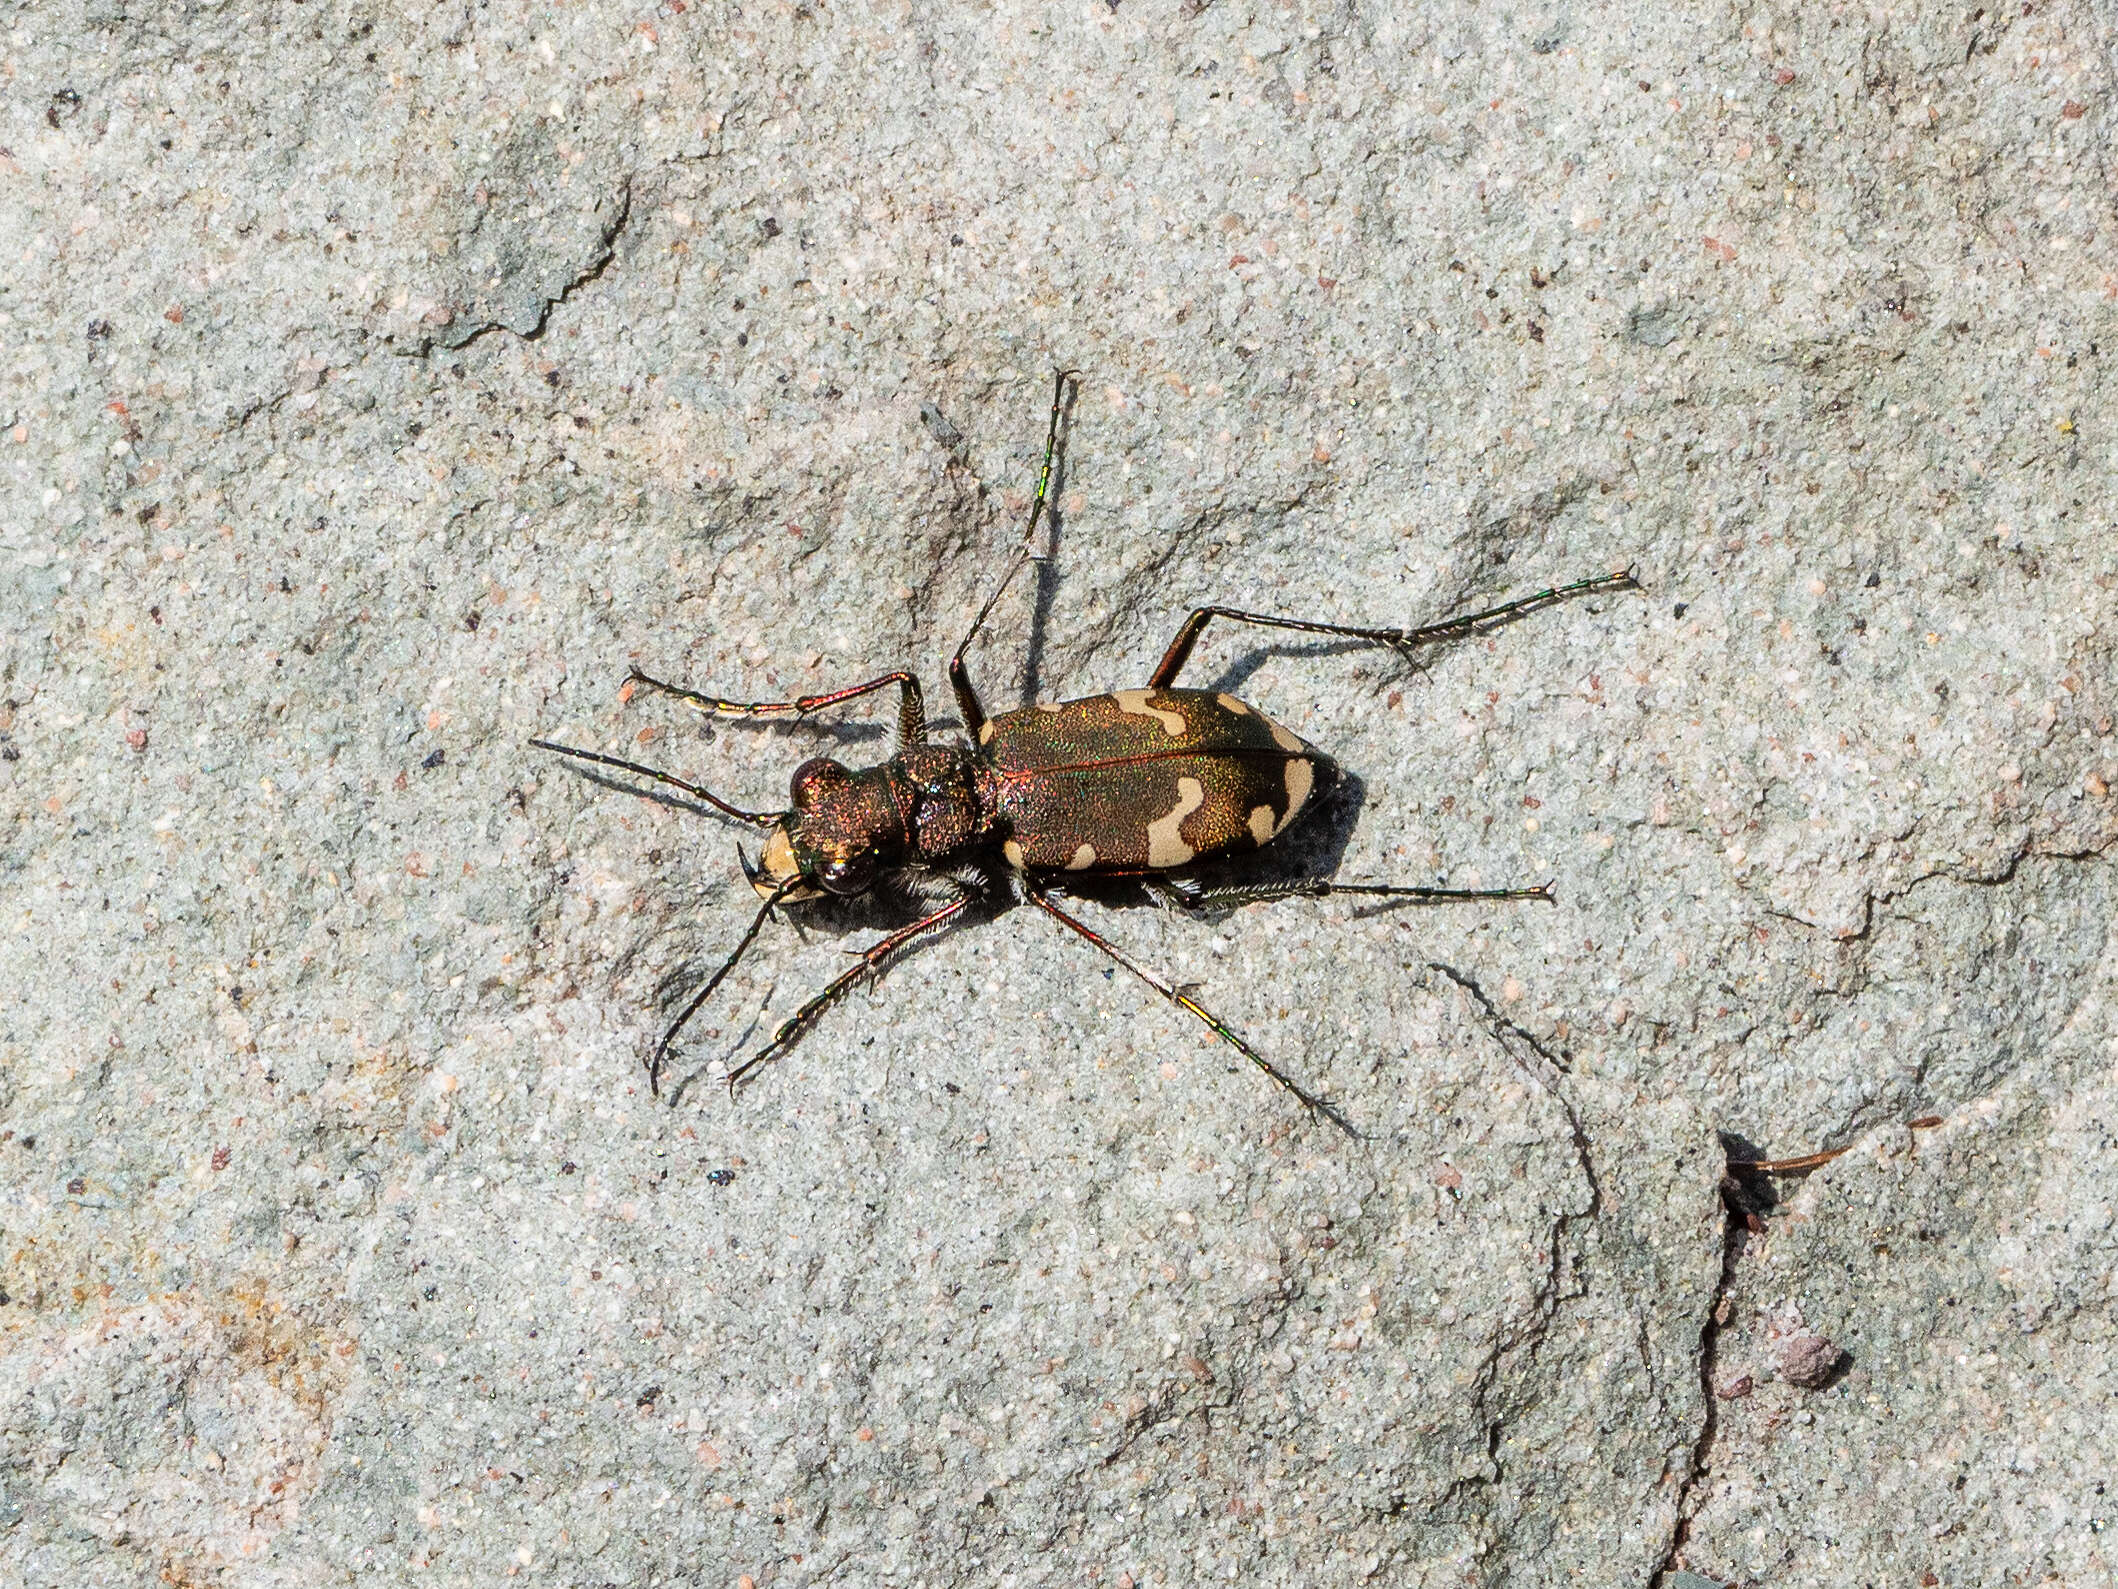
[532,370,1639,1132]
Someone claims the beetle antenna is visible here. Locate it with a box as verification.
[649,878,796,1097]
[529,737,780,827]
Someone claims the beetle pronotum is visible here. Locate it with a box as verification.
[533,371,1638,1132]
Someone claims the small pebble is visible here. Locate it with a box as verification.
[1775,1332,1845,1388]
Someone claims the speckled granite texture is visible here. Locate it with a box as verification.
[2,1,2114,1584]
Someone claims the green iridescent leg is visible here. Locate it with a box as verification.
[723,891,973,1091]
[1023,883,1357,1139]
[949,367,1080,737]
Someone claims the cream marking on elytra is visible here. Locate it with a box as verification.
[1216,692,1251,716]
[1146,776,1207,867]
[1035,700,1065,713]
[978,720,996,745]
[1112,688,1188,737]
[1066,843,1097,870]
[1267,717,1304,754]
[1247,803,1278,845]
[1003,838,1028,869]
[1278,757,1315,835]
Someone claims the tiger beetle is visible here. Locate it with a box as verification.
[531,370,1639,1134]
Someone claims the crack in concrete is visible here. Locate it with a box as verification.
[433,178,635,353]
[1641,902,2111,1589]
[1763,837,2116,1149]
[1645,846,2118,1578]
[1096,1373,1241,1468]
[229,387,293,433]
[1647,1167,1746,1589]
[1765,830,2115,941]
[1427,961,1603,1213]
[1427,962,1606,1512]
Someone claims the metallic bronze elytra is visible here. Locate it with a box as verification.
[981,687,1331,872]
[531,370,1641,1134]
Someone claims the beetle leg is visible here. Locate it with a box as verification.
[723,891,975,1092]
[528,738,783,827]
[1147,568,1641,688]
[893,863,999,908]
[1145,875,1554,915]
[949,367,1080,739]
[1021,883,1358,1139]
[627,666,930,750]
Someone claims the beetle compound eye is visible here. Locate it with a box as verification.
[819,850,877,896]
[790,757,848,808]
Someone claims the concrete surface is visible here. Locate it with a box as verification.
[2,0,2114,1584]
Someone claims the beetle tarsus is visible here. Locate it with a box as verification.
[1285,1084,1362,1142]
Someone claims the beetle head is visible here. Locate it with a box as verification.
[745,756,891,900]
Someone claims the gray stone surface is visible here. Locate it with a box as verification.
[1,1,2113,1585]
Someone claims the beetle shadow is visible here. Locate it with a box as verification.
[659,879,1000,1107]
[677,715,895,748]
[1230,764,1369,885]
[662,1007,769,1108]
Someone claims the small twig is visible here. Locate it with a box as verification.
[1727,1115,1944,1175]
